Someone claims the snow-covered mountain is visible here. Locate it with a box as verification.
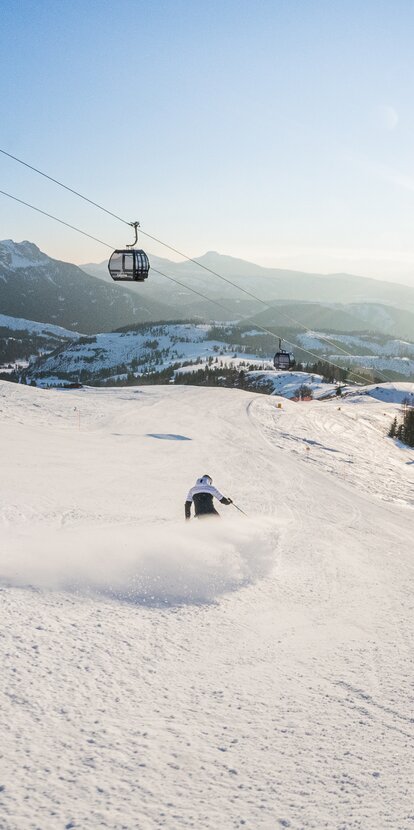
[295,330,414,378]
[0,312,80,374]
[24,322,414,386]
[247,299,414,340]
[297,331,414,357]
[0,312,80,340]
[25,322,261,386]
[1,381,413,829]
[0,240,177,333]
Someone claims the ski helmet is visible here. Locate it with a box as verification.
[199,474,212,485]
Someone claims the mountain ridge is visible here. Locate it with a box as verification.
[82,249,414,296]
[2,240,414,338]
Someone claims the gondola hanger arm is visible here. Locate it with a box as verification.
[127,221,140,248]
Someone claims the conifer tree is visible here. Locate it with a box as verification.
[388,417,397,438]
[402,408,414,447]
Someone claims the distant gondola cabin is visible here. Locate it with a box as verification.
[273,341,296,371]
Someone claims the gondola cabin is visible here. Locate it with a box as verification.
[108,249,150,282]
[108,221,150,282]
[273,340,296,371]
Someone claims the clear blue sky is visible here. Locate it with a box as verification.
[1,0,414,283]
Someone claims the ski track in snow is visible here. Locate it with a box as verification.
[248,394,414,509]
[0,381,413,830]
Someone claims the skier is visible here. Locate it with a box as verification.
[185,474,232,520]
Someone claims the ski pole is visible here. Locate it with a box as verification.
[231,502,248,516]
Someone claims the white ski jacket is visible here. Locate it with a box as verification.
[185,477,232,519]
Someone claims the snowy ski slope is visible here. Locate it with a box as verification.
[0,381,413,830]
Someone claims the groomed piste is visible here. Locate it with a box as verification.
[1,381,413,830]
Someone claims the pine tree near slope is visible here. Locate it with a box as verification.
[388,417,398,438]
[389,408,414,448]
[402,408,414,447]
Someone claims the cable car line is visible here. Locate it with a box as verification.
[0,189,114,250]
[0,146,392,374]
[0,148,130,228]
[1,187,382,386]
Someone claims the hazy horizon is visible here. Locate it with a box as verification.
[3,236,414,291]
